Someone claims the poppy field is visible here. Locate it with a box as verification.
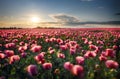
[0,28,120,79]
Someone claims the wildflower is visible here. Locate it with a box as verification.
[31,45,42,53]
[21,52,27,58]
[49,49,55,54]
[113,45,118,50]
[19,41,25,45]
[89,44,97,50]
[9,55,20,64]
[5,50,14,57]
[64,62,73,71]
[60,45,68,51]
[18,46,27,53]
[105,49,115,58]
[26,65,38,76]
[76,56,85,65]
[5,43,16,48]
[48,47,53,50]
[99,55,107,61]
[45,38,50,43]
[105,60,119,69]
[34,52,45,62]
[42,63,52,70]
[71,65,84,77]
[70,47,76,55]
[97,40,104,45]
[0,53,5,59]
[50,38,56,42]
[84,51,96,58]
[57,53,65,59]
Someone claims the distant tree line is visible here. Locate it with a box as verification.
[0,26,62,29]
[0,27,22,29]
[36,26,61,29]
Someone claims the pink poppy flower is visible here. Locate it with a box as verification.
[5,50,14,57]
[37,59,45,64]
[105,49,115,58]
[70,47,76,55]
[76,56,85,65]
[99,55,107,61]
[88,41,92,45]
[84,51,96,58]
[9,55,20,64]
[50,38,56,42]
[45,38,50,43]
[97,40,104,45]
[60,45,68,51]
[69,41,77,47]
[0,53,5,59]
[18,46,27,53]
[84,39,88,44]
[31,45,42,53]
[49,49,55,54]
[19,41,25,45]
[64,62,73,71]
[101,51,107,56]
[21,52,27,58]
[42,63,52,70]
[105,60,119,69]
[5,43,16,48]
[48,47,53,51]
[71,65,84,77]
[12,39,18,43]
[113,45,118,50]
[34,52,45,62]
[57,53,65,59]
[89,44,97,50]
[27,65,38,76]
[57,38,63,44]
[74,44,79,49]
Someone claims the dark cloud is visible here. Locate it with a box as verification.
[50,14,80,23]
[49,14,120,27]
[38,21,120,28]
[63,21,120,26]
[115,13,120,15]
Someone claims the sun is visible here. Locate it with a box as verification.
[31,17,40,23]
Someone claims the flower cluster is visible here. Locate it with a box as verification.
[0,28,119,79]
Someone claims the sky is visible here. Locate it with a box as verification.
[0,0,120,28]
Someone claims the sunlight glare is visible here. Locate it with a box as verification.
[31,17,40,23]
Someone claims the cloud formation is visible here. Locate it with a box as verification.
[50,14,80,23]
[0,16,14,20]
[50,14,120,26]
[115,13,120,15]
[0,13,120,28]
